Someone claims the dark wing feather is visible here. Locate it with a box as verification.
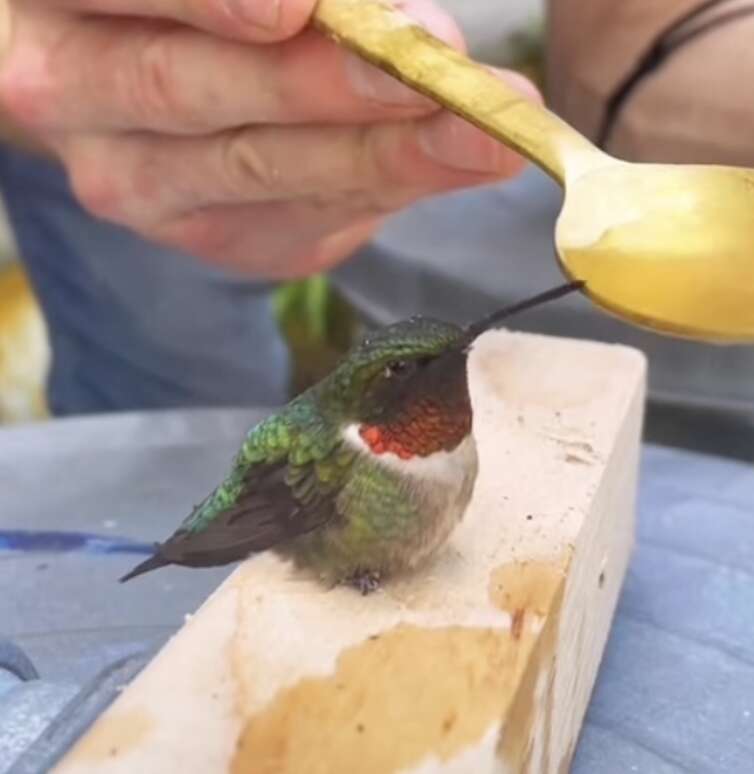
[157,458,339,566]
[120,402,349,582]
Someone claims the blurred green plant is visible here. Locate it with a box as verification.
[273,275,363,396]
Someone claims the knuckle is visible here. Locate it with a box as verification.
[128,31,196,127]
[222,131,282,198]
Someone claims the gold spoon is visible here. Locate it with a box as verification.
[314,0,754,343]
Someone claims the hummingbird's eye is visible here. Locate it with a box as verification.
[385,360,411,378]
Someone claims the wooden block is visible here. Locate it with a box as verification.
[54,331,646,774]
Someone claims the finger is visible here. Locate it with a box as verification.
[3,1,464,134]
[303,217,385,275]
[63,70,535,225]
[32,0,459,45]
[28,0,317,43]
[154,201,382,278]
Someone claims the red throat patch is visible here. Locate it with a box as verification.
[358,402,471,460]
[359,425,414,460]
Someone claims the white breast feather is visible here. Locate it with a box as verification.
[342,423,475,486]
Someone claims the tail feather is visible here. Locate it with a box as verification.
[119,551,171,583]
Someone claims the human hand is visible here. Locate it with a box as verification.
[0,1,539,278]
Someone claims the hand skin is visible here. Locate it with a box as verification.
[0,1,540,278]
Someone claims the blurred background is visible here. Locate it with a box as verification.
[0,205,49,425]
[0,0,544,429]
[1,0,753,461]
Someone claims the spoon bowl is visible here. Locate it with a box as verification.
[556,159,754,340]
[315,0,754,342]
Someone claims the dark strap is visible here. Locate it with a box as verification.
[597,0,754,149]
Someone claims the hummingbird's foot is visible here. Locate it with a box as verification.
[347,569,382,596]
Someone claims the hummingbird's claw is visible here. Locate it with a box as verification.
[348,569,382,596]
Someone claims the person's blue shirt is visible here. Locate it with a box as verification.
[0,144,291,416]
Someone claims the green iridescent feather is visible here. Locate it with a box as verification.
[180,391,348,537]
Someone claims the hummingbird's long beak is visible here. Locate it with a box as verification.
[459,280,585,348]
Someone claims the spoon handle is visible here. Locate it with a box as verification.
[313,0,603,184]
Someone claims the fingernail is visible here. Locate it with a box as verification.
[417,113,505,173]
[227,0,281,30]
[345,53,430,107]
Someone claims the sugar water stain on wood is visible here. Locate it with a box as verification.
[492,559,569,774]
[231,558,569,774]
[232,628,527,774]
[489,559,567,633]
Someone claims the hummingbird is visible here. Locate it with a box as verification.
[120,281,584,594]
